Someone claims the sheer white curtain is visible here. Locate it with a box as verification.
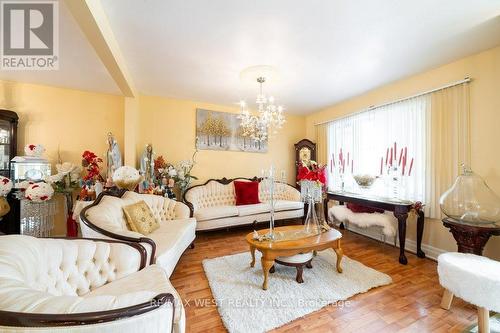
[326,95,429,202]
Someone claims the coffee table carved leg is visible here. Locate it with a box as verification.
[296,265,304,283]
[269,265,275,273]
[333,241,343,273]
[261,257,275,290]
[249,246,256,268]
[306,260,313,269]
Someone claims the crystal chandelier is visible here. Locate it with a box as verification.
[238,76,285,142]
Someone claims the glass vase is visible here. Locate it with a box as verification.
[440,164,500,224]
[439,165,500,224]
[304,196,321,235]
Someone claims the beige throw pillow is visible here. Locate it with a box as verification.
[123,200,160,235]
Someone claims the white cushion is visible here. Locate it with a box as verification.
[237,201,304,217]
[274,200,304,212]
[438,252,500,312]
[195,209,304,231]
[237,203,270,216]
[149,218,197,277]
[194,205,239,221]
[277,252,314,264]
[88,264,185,333]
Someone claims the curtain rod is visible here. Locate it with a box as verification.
[314,77,471,126]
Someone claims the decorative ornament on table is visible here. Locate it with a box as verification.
[113,166,142,191]
[0,176,13,218]
[260,165,287,240]
[24,144,45,157]
[25,182,54,203]
[381,142,414,199]
[81,150,103,201]
[297,160,327,235]
[105,132,122,185]
[440,164,500,224]
[140,144,156,186]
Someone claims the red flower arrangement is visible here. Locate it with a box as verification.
[82,150,103,181]
[297,161,327,185]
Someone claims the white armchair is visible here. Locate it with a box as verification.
[80,189,196,276]
[0,235,185,333]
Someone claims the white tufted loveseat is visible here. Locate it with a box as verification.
[0,235,185,333]
[183,177,304,231]
[80,189,196,277]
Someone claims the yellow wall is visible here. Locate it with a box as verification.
[305,45,500,260]
[0,80,124,235]
[137,95,305,186]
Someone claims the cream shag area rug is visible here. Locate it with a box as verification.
[203,249,392,333]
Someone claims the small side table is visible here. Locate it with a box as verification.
[442,218,500,255]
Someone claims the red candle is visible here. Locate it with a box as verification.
[385,148,389,165]
[394,142,397,160]
[408,158,414,176]
[380,157,383,175]
[332,154,335,167]
[398,148,403,166]
[389,147,393,166]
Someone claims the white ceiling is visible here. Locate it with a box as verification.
[0,1,120,95]
[2,1,500,114]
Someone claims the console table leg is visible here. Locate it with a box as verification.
[395,211,408,265]
[416,210,426,258]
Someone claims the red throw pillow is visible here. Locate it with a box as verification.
[234,181,260,206]
[346,203,384,214]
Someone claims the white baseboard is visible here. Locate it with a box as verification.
[340,223,446,261]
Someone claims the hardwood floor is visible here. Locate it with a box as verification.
[170,223,476,332]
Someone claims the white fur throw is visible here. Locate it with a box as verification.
[438,252,500,312]
[328,205,396,237]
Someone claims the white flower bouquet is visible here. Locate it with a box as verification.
[24,144,46,157]
[25,182,54,203]
[0,176,13,197]
[113,166,142,191]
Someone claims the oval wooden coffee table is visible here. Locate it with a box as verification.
[246,225,343,290]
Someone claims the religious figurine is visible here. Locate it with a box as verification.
[140,144,155,184]
[106,132,122,181]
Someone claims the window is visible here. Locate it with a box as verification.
[326,95,428,202]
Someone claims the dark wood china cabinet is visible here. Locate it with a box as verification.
[0,110,18,178]
[0,110,18,234]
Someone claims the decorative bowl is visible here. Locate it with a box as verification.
[353,174,377,189]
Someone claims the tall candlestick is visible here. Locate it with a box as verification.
[385,148,389,165]
[380,157,383,175]
[347,153,350,166]
[398,148,403,166]
[394,142,397,160]
[408,158,414,176]
[351,160,353,174]
[389,147,393,166]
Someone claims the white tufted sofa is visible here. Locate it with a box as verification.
[0,235,185,333]
[183,178,304,231]
[80,190,196,277]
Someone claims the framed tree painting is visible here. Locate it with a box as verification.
[195,109,268,153]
